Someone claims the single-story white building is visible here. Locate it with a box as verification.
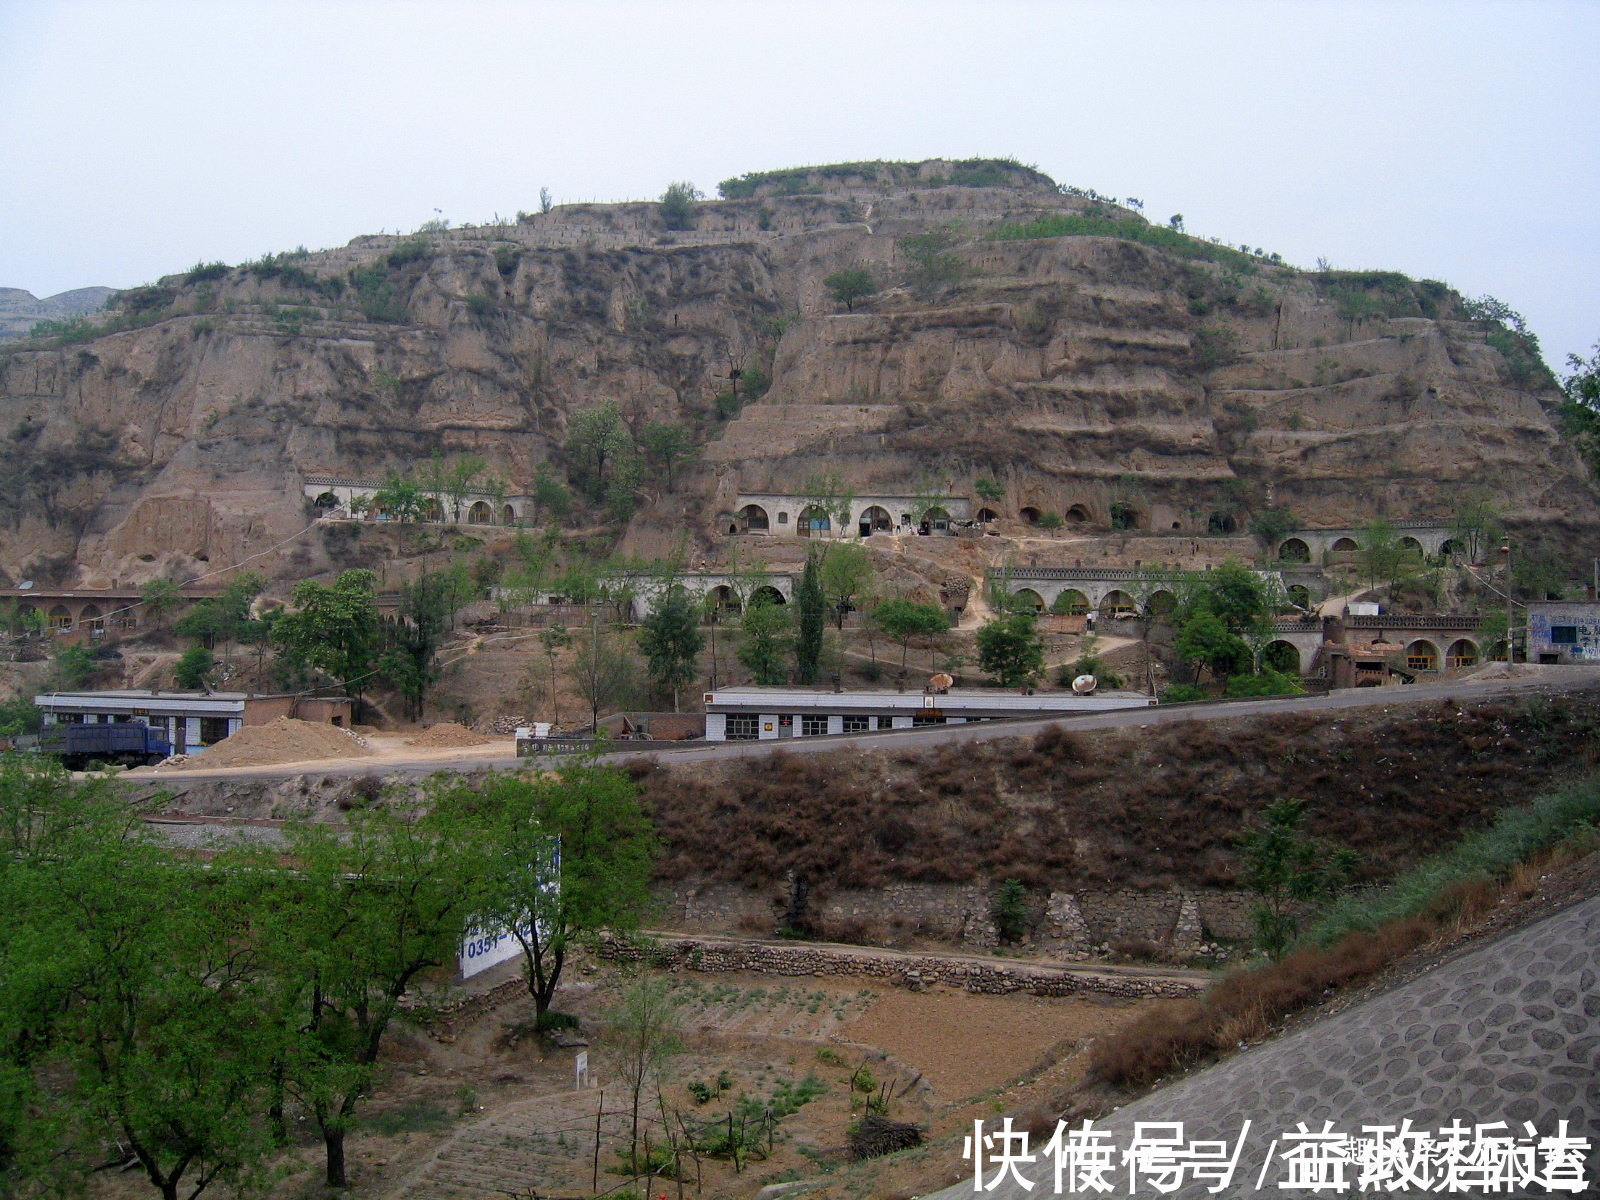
[33,690,352,756]
[701,685,1155,741]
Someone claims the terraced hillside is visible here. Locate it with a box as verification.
[0,158,1590,589]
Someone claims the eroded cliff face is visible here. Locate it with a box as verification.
[0,161,1590,587]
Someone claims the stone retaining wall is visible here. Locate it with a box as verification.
[654,881,1260,953]
[600,936,1202,999]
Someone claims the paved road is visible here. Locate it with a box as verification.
[131,668,1600,790]
[140,669,1600,785]
[925,892,1600,1198]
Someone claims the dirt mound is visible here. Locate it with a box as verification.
[405,722,491,748]
[171,717,374,769]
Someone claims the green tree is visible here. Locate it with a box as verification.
[659,181,701,231]
[1239,799,1358,957]
[537,624,571,729]
[564,400,632,502]
[449,764,656,1020]
[607,978,682,1177]
[379,571,453,720]
[1249,506,1298,547]
[820,542,874,629]
[871,599,949,677]
[823,267,877,312]
[639,422,696,491]
[530,463,571,522]
[0,761,277,1200]
[175,599,227,649]
[371,471,423,522]
[975,613,1045,687]
[899,225,965,293]
[1356,517,1410,590]
[1559,340,1600,478]
[570,623,641,730]
[974,477,1006,504]
[637,585,703,712]
[174,645,215,690]
[794,550,826,685]
[51,643,96,690]
[443,454,486,522]
[272,569,380,704]
[258,805,485,1187]
[801,469,854,535]
[140,578,183,629]
[1449,493,1503,564]
[1173,610,1249,685]
[738,595,793,685]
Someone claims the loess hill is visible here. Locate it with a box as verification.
[0,157,1593,589]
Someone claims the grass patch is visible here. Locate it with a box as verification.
[989,212,1267,274]
[1307,773,1600,945]
[362,1099,454,1135]
[1089,775,1600,1088]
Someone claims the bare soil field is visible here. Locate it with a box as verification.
[79,961,1168,1200]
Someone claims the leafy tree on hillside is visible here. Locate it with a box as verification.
[637,585,703,712]
[51,644,96,690]
[1449,493,1503,564]
[272,569,380,704]
[371,472,423,523]
[379,571,454,721]
[900,226,966,293]
[823,267,877,312]
[974,477,1006,504]
[140,578,183,630]
[1559,341,1600,479]
[871,599,949,677]
[659,182,701,231]
[738,595,793,685]
[260,804,484,1187]
[820,543,874,629]
[793,550,826,685]
[976,613,1045,687]
[638,422,696,491]
[1239,799,1358,957]
[564,400,634,503]
[174,645,216,690]
[450,765,656,1022]
[1356,517,1412,590]
[570,623,641,730]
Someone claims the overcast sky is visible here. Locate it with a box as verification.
[2,0,1596,370]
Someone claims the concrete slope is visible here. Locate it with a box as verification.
[928,894,1599,1198]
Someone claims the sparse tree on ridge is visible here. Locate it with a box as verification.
[823,267,877,312]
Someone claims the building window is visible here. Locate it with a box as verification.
[1406,655,1433,672]
[877,716,894,730]
[801,715,829,736]
[199,717,231,745]
[842,715,870,733]
[726,714,759,740]
[777,512,789,524]
[912,715,947,727]
[1551,626,1579,645]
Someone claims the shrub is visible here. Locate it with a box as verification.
[1037,510,1064,530]
[991,878,1029,944]
[386,239,431,269]
[1222,669,1302,698]
[1160,683,1207,703]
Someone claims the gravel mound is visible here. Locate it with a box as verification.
[169,717,374,769]
[405,721,492,748]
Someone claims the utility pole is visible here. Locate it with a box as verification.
[1501,540,1514,663]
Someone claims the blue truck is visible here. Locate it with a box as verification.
[39,722,172,770]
